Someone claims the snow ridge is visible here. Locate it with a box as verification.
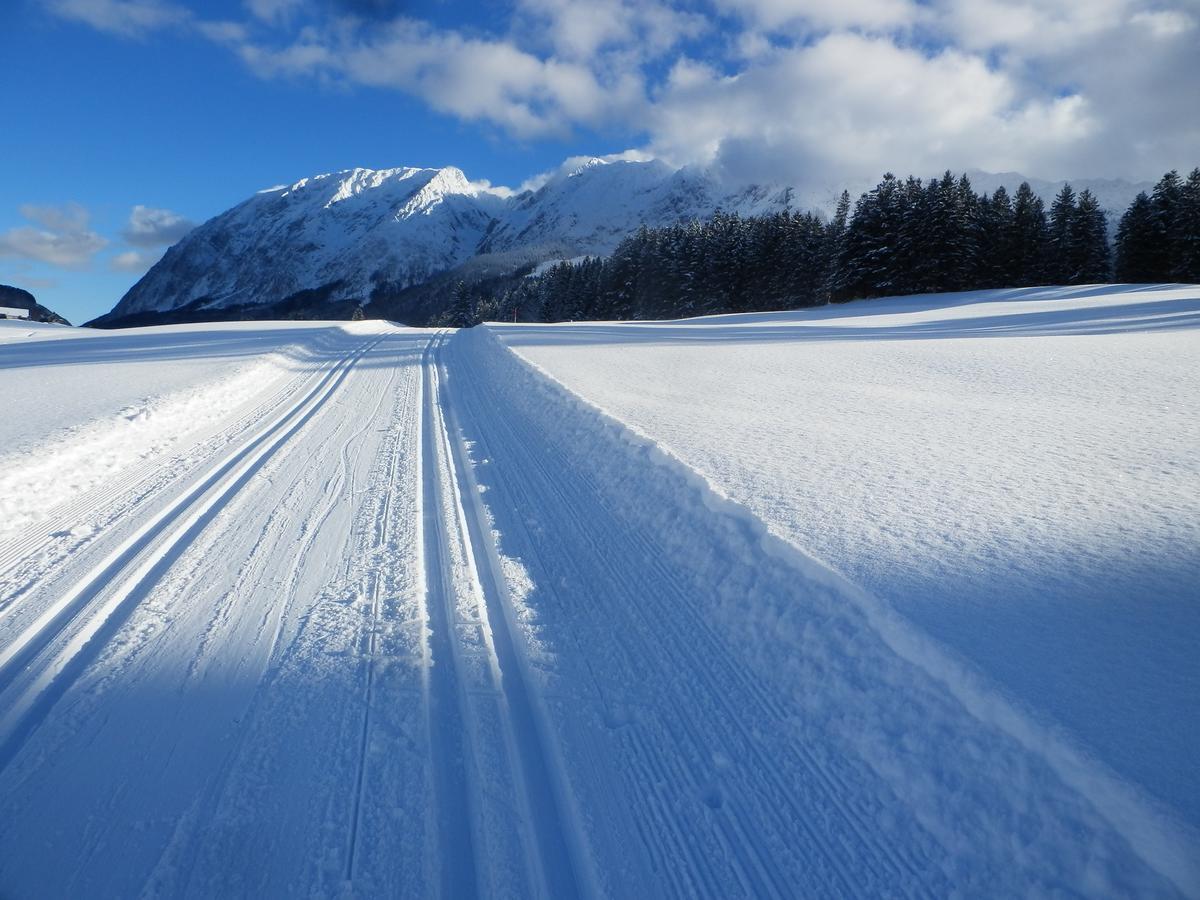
[465,323,1200,898]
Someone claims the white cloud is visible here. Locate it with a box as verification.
[714,0,924,32]
[47,0,189,37]
[244,0,304,23]
[110,249,163,272]
[1130,8,1196,38]
[515,0,706,60]
[516,148,658,193]
[0,204,109,269]
[644,34,1100,185]
[122,205,196,247]
[232,18,646,138]
[47,0,1200,184]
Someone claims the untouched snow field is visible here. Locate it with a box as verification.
[0,288,1197,897]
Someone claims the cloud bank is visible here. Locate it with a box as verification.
[0,204,108,269]
[44,0,1200,185]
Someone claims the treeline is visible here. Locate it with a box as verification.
[441,167,1200,325]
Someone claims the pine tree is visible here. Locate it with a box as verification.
[980,186,1016,287]
[448,280,476,327]
[1148,170,1184,279]
[1115,192,1157,282]
[894,175,927,294]
[1071,189,1110,283]
[838,174,904,300]
[955,173,983,290]
[822,190,851,301]
[1047,184,1077,284]
[1012,182,1048,286]
[1172,168,1200,283]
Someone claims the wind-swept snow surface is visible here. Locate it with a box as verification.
[1,291,1197,897]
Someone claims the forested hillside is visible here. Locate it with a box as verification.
[447,168,1200,325]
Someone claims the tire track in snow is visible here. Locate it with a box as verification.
[0,335,384,771]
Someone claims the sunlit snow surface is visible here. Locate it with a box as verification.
[495,284,1200,826]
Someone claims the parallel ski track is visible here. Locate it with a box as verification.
[418,332,481,899]
[155,337,420,898]
[343,337,412,882]
[431,335,585,900]
[0,334,385,771]
[0,337,349,587]
[447,337,936,898]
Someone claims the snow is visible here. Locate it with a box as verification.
[1,289,1197,897]
[492,284,1200,831]
[0,321,378,539]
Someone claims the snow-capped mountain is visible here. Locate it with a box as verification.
[99,158,801,326]
[108,166,505,323]
[98,157,1151,326]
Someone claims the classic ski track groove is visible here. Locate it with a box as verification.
[153,339,420,898]
[0,335,384,769]
[0,338,341,585]
[344,340,408,882]
[432,335,586,900]
[419,333,482,898]
[448,337,934,898]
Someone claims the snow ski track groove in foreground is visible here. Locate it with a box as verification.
[0,347,318,586]
[446,335,904,898]
[419,333,480,898]
[445,327,1190,898]
[0,335,384,769]
[426,333,586,899]
[343,337,410,883]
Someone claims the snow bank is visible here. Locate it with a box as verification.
[493,284,1200,831]
[462,308,1200,896]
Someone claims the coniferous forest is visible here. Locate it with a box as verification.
[447,168,1200,326]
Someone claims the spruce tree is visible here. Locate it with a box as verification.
[822,190,851,301]
[1072,189,1110,283]
[1115,192,1157,282]
[981,186,1016,287]
[448,280,476,327]
[1148,170,1184,279]
[1012,182,1048,286]
[955,173,983,290]
[1047,184,1077,284]
[1172,168,1200,283]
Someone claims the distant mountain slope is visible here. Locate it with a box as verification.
[0,285,71,325]
[92,158,1151,328]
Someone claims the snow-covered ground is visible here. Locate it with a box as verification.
[0,289,1197,897]
[495,285,1200,824]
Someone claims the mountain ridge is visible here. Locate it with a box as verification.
[93,159,1152,328]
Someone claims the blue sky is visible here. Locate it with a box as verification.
[1,0,631,322]
[2,0,1197,323]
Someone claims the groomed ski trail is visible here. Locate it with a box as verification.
[0,320,1195,898]
[0,334,385,769]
